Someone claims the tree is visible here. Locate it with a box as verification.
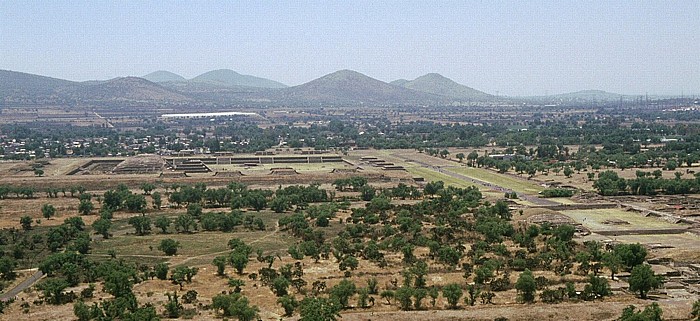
[154,216,170,233]
[424,181,445,196]
[395,287,413,310]
[20,215,32,230]
[614,243,647,271]
[152,191,162,209]
[456,153,465,162]
[212,292,259,320]
[359,185,376,201]
[158,238,180,256]
[186,203,203,218]
[92,217,112,239]
[155,263,169,280]
[270,196,292,213]
[602,252,621,280]
[619,303,663,321]
[128,216,151,235]
[73,301,91,321]
[583,274,611,300]
[141,183,156,195]
[278,295,298,317]
[78,199,94,215]
[213,256,227,276]
[629,264,663,299]
[164,291,183,318]
[228,278,245,292]
[442,283,463,309]
[563,166,574,178]
[515,269,537,303]
[330,279,356,308]
[170,266,198,290]
[230,251,250,275]
[124,194,147,213]
[271,276,291,297]
[175,214,196,233]
[0,256,17,280]
[39,278,70,304]
[42,203,57,219]
[380,290,395,305]
[691,299,700,320]
[299,297,341,321]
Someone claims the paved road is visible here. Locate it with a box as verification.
[392,153,558,206]
[0,270,43,302]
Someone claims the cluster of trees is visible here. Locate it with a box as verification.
[0,172,678,319]
[540,188,575,198]
[594,170,700,196]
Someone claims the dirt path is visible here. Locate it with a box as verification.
[169,221,281,267]
[0,270,44,302]
[390,152,558,206]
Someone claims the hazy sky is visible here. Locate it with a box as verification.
[1,1,698,96]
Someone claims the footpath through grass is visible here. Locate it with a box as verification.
[407,167,486,189]
[447,167,545,194]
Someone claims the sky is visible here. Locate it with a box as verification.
[1,1,698,96]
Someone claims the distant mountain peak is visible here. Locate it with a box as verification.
[142,70,186,83]
[279,69,441,105]
[394,73,492,101]
[191,69,287,88]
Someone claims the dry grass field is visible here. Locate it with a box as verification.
[1,149,699,320]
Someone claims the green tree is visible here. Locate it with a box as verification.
[629,264,663,299]
[442,283,463,309]
[124,194,147,213]
[152,191,162,209]
[271,276,291,297]
[0,256,17,280]
[20,215,32,230]
[584,274,611,300]
[164,291,183,318]
[155,263,169,280]
[154,216,170,233]
[395,287,413,310]
[141,182,156,195]
[515,269,537,303]
[229,251,250,275]
[618,303,663,321]
[329,279,356,308]
[380,290,395,305]
[175,213,196,233]
[78,199,94,215]
[277,295,298,317]
[691,299,700,320]
[228,278,245,292]
[213,256,227,276]
[42,203,57,219]
[158,238,180,256]
[92,217,112,239]
[299,297,341,321]
[128,216,151,235]
[186,203,203,218]
[39,278,70,304]
[614,243,647,271]
[270,196,292,213]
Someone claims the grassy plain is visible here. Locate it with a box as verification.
[448,166,545,194]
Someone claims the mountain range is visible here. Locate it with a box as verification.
[0,68,626,108]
